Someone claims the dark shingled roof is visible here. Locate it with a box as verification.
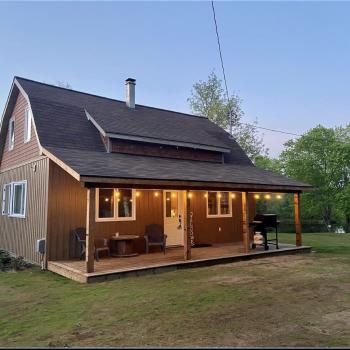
[13,77,311,190]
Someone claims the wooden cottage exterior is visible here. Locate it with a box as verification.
[0,77,311,282]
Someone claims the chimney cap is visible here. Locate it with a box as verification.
[125,78,136,84]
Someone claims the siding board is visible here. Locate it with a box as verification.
[0,93,40,171]
[0,158,49,264]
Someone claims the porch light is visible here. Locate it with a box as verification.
[204,193,208,198]
[154,191,159,197]
[218,193,222,198]
[254,194,260,200]
[115,191,120,198]
[188,192,192,199]
[276,194,282,199]
[136,191,140,197]
[171,193,176,198]
[231,193,236,199]
[264,194,271,200]
[104,198,109,202]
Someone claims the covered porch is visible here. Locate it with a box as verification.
[46,173,307,282]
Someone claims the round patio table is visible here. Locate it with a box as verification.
[110,235,139,257]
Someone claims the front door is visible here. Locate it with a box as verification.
[163,190,184,246]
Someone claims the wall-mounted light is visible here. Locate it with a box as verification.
[204,193,208,198]
[104,198,109,202]
[264,194,271,200]
[231,193,236,199]
[154,191,159,197]
[136,191,140,197]
[218,193,222,198]
[171,193,176,198]
[276,194,282,199]
[254,194,260,200]
[188,192,192,199]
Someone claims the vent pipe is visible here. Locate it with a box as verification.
[125,78,136,108]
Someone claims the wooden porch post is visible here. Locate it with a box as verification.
[242,191,250,254]
[86,187,96,273]
[183,190,191,260]
[294,192,302,247]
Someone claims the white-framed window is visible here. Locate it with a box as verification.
[24,107,32,143]
[96,188,136,222]
[1,181,27,218]
[8,118,14,150]
[206,191,232,218]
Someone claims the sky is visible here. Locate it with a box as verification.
[0,1,349,157]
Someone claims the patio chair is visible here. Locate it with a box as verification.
[74,227,86,260]
[144,224,167,254]
[73,228,110,261]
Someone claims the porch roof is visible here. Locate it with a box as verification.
[45,146,312,192]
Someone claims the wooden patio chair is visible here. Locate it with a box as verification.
[73,228,110,261]
[144,224,167,254]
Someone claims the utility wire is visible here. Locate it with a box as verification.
[210,1,337,142]
[211,0,233,136]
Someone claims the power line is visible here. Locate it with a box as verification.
[209,2,312,140]
[211,0,233,136]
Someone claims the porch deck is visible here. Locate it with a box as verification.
[48,243,312,283]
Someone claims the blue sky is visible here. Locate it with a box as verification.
[0,1,349,156]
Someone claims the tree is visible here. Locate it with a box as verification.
[188,71,267,161]
[279,125,350,231]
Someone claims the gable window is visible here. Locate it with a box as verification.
[206,191,232,218]
[24,107,32,143]
[2,181,27,218]
[96,188,136,221]
[8,118,14,150]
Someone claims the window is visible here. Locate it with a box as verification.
[2,181,27,218]
[8,118,14,150]
[206,191,232,218]
[24,107,32,142]
[165,191,178,218]
[96,188,136,221]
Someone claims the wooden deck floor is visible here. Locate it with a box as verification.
[48,243,312,283]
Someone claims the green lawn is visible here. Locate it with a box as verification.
[1,233,350,347]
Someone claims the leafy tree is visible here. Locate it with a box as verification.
[188,71,267,161]
[279,125,350,231]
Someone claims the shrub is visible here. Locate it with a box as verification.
[0,249,31,271]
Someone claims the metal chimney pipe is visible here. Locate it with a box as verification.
[125,78,136,108]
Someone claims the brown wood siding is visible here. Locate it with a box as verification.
[191,191,242,244]
[192,192,255,244]
[0,158,49,264]
[111,139,223,163]
[47,162,256,260]
[47,161,164,260]
[0,93,40,172]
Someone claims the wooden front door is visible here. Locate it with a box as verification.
[163,190,184,246]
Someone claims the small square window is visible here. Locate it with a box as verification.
[207,191,232,218]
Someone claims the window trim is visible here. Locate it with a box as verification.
[8,118,14,150]
[2,181,27,219]
[2,184,11,216]
[24,107,32,143]
[95,188,136,222]
[206,191,232,218]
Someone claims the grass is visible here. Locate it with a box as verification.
[1,232,350,347]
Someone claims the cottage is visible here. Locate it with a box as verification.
[0,77,311,282]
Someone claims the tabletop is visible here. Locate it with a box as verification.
[110,235,139,240]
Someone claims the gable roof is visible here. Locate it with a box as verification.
[0,77,311,191]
